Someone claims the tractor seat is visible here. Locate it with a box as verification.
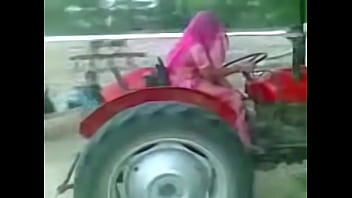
[145,57,170,87]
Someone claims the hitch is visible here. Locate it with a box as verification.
[55,153,80,197]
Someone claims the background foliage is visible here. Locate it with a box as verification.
[44,0,306,36]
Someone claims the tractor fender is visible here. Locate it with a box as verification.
[80,87,238,139]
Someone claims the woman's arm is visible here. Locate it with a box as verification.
[198,66,220,83]
[191,45,222,83]
[219,64,243,76]
[217,77,233,88]
[199,63,253,81]
[219,62,256,76]
[191,43,255,83]
[199,62,255,88]
[198,66,233,88]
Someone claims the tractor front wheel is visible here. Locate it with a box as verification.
[74,102,254,198]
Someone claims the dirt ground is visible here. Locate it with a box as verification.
[44,37,306,198]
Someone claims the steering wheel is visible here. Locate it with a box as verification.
[223,52,269,80]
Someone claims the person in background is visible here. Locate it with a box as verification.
[44,87,56,114]
[166,11,258,150]
[85,70,101,89]
[81,70,104,109]
[68,70,104,111]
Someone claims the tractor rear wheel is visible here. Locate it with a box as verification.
[74,102,254,198]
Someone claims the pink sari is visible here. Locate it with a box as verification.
[166,11,251,146]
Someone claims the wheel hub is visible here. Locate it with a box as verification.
[125,145,212,198]
[150,174,183,198]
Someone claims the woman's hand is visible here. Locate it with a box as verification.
[238,61,256,73]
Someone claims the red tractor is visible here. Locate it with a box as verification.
[57,37,307,198]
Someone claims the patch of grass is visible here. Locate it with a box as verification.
[255,161,307,198]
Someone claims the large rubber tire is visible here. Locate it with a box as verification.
[74,102,254,198]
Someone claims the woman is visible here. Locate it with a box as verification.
[68,71,104,112]
[166,11,256,148]
[81,71,104,109]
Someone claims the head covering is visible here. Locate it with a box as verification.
[167,11,228,70]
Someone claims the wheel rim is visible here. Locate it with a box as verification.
[108,139,228,198]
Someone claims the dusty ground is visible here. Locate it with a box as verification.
[44,37,306,198]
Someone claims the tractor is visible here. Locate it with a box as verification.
[54,27,307,198]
